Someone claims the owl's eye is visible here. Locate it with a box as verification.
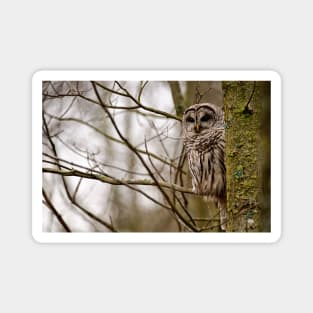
[186,116,195,123]
[200,115,211,122]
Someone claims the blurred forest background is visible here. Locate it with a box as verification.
[42,80,270,232]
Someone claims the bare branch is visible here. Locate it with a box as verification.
[243,81,256,114]
[42,80,203,232]
[55,134,154,177]
[42,189,71,232]
[144,138,166,182]
[91,82,198,231]
[42,110,116,232]
[94,81,181,121]
[72,177,83,202]
[43,167,193,195]
[137,81,149,102]
[45,112,185,172]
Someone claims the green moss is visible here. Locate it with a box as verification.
[223,81,262,232]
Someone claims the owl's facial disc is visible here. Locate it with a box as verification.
[184,110,197,133]
[186,116,195,123]
[198,108,215,130]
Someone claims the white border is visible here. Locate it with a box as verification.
[32,70,281,243]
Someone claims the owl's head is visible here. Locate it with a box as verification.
[182,103,224,135]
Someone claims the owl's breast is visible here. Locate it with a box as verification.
[187,144,225,199]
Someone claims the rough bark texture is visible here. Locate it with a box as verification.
[223,81,270,232]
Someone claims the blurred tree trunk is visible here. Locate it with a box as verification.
[258,82,271,232]
[169,81,223,118]
[223,81,270,232]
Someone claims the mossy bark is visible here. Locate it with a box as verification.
[223,81,270,232]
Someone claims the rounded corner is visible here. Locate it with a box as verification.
[31,229,44,244]
[32,70,45,84]
[269,229,282,244]
[268,70,282,84]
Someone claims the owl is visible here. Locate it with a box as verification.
[182,103,227,231]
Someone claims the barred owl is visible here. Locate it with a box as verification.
[182,103,227,231]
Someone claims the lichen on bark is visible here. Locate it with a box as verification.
[223,81,270,232]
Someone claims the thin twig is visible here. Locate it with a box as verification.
[46,112,184,172]
[43,166,193,195]
[91,82,198,231]
[144,138,166,182]
[42,188,71,232]
[243,81,256,114]
[95,81,181,121]
[138,81,149,102]
[42,110,116,232]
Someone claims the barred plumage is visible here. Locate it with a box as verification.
[182,103,227,230]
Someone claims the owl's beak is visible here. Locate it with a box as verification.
[195,124,200,133]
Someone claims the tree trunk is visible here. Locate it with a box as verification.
[223,81,270,232]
